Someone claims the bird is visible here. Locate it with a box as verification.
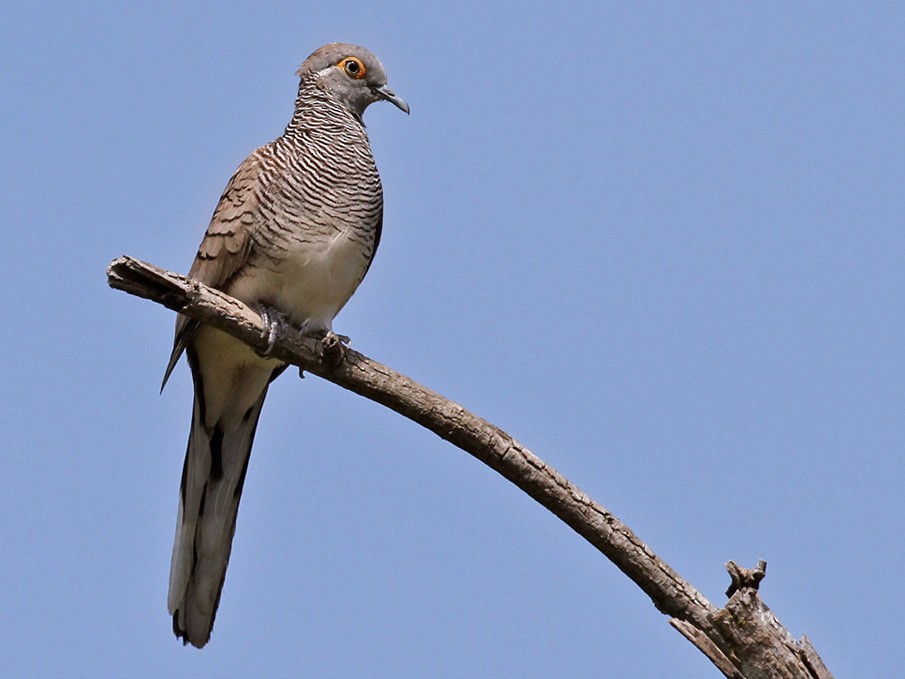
[160,43,409,648]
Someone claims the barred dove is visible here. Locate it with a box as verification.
[161,43,408,648]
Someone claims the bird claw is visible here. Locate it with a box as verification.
[255,305,291,356]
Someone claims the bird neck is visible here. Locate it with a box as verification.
[284,80,366,139]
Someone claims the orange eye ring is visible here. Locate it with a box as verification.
[339,57,366,79]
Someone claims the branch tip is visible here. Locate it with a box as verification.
[725,560,767,597]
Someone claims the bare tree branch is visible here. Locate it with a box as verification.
[107,255,833,678]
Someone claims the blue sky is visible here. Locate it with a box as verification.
[2,3,903,677]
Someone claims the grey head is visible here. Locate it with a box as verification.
[298,42,409,117]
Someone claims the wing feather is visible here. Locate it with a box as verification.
[161,152,269,389]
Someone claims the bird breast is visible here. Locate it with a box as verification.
[277,223,372,327]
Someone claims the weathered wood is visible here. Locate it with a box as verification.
[107,255,833,678]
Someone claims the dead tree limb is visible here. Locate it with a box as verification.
[107,255,833,679]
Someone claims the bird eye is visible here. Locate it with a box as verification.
[340,57,366,79]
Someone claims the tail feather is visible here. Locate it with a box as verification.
[168,386,268,648]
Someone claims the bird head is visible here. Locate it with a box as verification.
[298,43,410,118]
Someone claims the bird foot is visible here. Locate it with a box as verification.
[255,305,292,356]
[254,307,350,366]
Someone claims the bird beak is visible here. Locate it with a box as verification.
[373,83,410,114]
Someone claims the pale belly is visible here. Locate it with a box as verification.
[226,225,371,335]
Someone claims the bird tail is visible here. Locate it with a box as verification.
[167,385,268,648]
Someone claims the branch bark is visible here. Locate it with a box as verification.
[107,255,833,678]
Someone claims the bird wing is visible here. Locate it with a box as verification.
[161,152,267,389]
